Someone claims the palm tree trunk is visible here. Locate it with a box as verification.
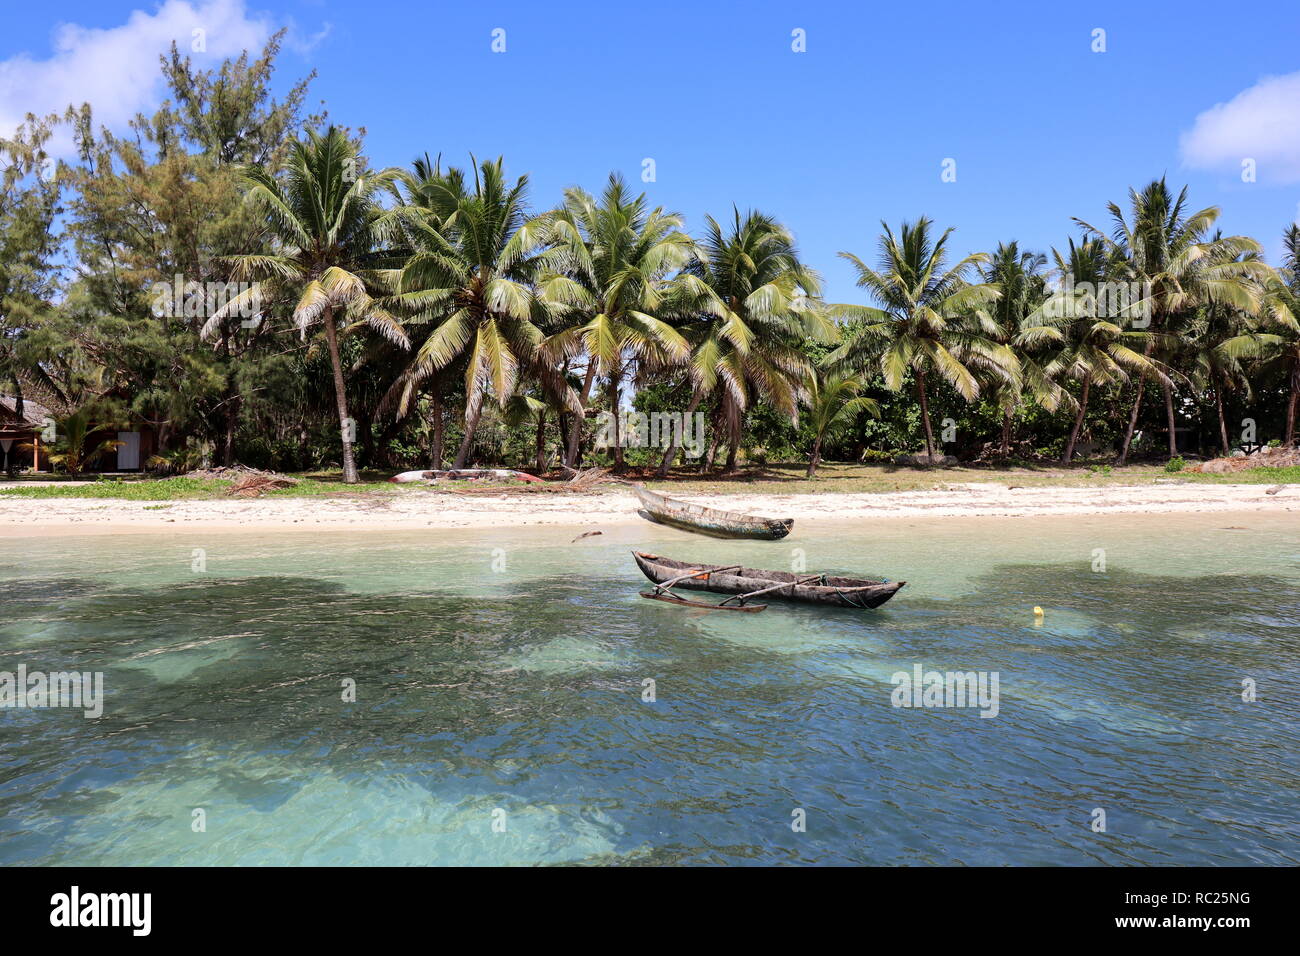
[1062,375,1091,464]
[916,373,936,459]
[1000,410,1012,457]
[1286,352,1300,447]
[321,307,359,484]
[806,435,823,478]
[534,409,547,473]
[429,392,444,468]
[453,388,485,469]
[701,426,718,474]
[1118,374,1146,466]
[722,393,741,473]
[375,418,403,469]
[358,409,375,467]
[564,364,598,467]
[1162,379,1178,458]
[1118,335,1160,466]
[221,397,238,467]
[218,331,236,467]
[609,373,625,472]
[1215,383,1230,456]
[655,391,704,478]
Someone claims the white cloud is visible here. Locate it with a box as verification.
[1180,72,1300,183]
[285,21,332,56]
[0,0,273,151]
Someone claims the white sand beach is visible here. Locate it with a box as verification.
[2,481,1295,536]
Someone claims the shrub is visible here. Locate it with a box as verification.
[1165,456,1186,473]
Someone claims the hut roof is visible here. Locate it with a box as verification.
[0,396,51,428]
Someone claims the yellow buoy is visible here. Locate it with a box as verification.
[1033,606,1044,618]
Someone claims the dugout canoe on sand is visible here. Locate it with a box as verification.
[633,486,793,540]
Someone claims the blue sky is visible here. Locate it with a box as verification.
[4,0,1300,300]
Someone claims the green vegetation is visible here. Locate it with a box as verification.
[3,37,1298,489]
[0,477,234,499]
[1183,465,1300,484]
[0,472,407,499]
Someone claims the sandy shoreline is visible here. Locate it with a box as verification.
[1,481,1295,536]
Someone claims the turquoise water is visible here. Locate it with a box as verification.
[1,513,1298,865]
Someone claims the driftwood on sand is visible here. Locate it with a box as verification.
[228,473,301,496]
[181,465,299,498]
[560,466,618,489]
[226,473,299,497]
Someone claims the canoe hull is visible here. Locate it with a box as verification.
[636,509,792,540]
[633,551,904,610]
[634,488,793,540]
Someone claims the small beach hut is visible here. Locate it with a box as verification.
[0,396,51,473]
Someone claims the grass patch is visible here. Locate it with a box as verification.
[1182,466,1300,485]
[0,477,232,500]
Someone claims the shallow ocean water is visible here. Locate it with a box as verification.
[1,512,1298,865]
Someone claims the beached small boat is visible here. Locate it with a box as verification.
[633,486,793,540]
[633,551,905,610]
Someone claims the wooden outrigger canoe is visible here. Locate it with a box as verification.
[633,551,905,610]
[633,486,793,540]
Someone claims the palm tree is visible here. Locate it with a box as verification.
[498,389,561,473]
[535,174,694,469]
[21,402,122,476]
[1231,225,1300,446]
[803,372,880,477]
[1031,238,1160,462]
[1175,235,1275,455]
[653,209,831,476]
[1186,304,1257,455]
[374,358,463,468]
[827,218,1011,459]
[1272,226,1300,445]
[220,126,405,483]
[980,241,1057,455]
[391,156,567,469]
[1075,178,1264,463]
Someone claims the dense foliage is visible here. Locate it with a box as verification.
[3,38,1298,479]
